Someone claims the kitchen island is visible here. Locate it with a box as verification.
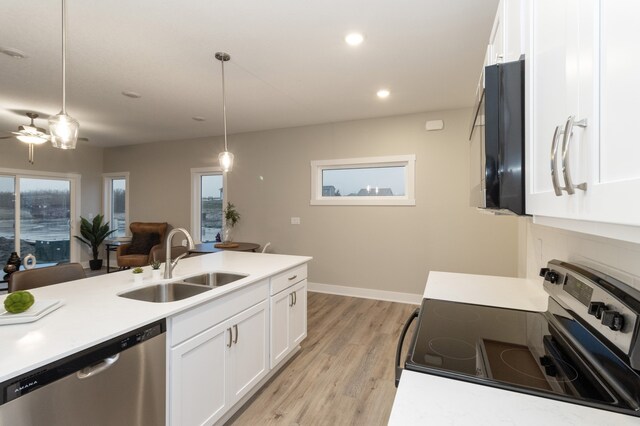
[0,251,311,425]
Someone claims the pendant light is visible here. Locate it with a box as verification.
[215,52,234,172]
[49,0,79,150]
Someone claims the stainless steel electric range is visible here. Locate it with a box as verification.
[396,260,640,418]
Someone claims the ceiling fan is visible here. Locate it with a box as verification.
[0,112,49,143]
[0,112,89,164]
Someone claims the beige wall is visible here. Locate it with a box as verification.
[105,108,521,295]
[0,141,104,262]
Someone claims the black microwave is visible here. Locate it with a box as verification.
[469,58,525,215]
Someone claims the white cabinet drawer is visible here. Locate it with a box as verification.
[270,264,307,295]
[170,279,269,347]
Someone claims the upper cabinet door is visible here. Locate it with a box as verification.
[526,0,597,218]
[585,1,640,226]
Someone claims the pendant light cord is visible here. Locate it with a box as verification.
[61,0,67,114]
[221,58,228,151]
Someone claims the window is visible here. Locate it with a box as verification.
[0,168,80,264]
[191,167,225,243]
[310,155,416,205]
[103,173,129,238]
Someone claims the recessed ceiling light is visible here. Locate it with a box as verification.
[345,33,364,46]
[192,116,206,122]
[377,89,390,99]
[121,91,142,99]
[0,47,28,59]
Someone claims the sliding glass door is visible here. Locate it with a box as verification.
[0,172,77,266]
[0,176,15,264]
[19,178,71,263]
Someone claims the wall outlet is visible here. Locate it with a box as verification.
[182,239,187,246]
[291,217,301,225]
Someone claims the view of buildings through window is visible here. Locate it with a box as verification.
[321,166,405,197]
[110,178,126,237]
[200,174,223,242]
[0,175,71,265]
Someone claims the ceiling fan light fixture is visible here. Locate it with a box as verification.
[16,134,48,145]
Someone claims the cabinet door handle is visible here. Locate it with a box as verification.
[233,324,238,344]
[227,328,232,348]
[550,125,565,196]
[293,291,297,306]
[288,275,298,281]
[289,293,294,307]
[561,116,588,195]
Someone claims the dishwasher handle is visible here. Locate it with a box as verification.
[76,354,120,380]
[395,308,420,388]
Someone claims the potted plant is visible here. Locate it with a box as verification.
[151,260,162,280]
[132,266,144,283]
[74,214,116,270]
[222,202,241,243]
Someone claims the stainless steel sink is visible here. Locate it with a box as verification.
[181,272,248,287]
[118,282,212,303]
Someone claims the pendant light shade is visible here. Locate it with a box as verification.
[49,112,79,149]
[49,0,80,150]
[218,150,234,172]
[215,52,233,172]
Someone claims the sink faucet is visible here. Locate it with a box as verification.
[164,228,195,279]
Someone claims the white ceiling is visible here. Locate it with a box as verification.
[0,0,498,147]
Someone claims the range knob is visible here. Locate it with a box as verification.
[588,302,607,319]
[544,270,560,284]
[601,310,625,331]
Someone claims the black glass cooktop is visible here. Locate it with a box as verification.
[405,298,640,416]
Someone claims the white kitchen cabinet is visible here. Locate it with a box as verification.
[168,279,270,426]
[170,319,229,426]
[584,0,640,226]
[526,0,640,233]
[271,280,307,368]
[170,299,269,426]
[525,0,597,219]
[487,0,524,66]
[228,300,269,403]
[269,264,308,369]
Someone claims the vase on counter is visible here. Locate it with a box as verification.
[151,269,162,280]
[221,223,234,243]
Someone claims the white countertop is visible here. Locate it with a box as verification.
[0,251,311,383]
[389,271,637,425]
[423,271,548,311]
[389,371,638,425]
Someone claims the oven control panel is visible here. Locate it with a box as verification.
[541,261,640,358]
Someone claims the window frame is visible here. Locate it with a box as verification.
[102,172,130,238]
[190,167,226,244]
[310,154,416,206]
[0,167,81,263]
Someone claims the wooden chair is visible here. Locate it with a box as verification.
[8,263,86,293]
[116,222,168,269]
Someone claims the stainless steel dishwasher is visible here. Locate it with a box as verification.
[0,319,166,426]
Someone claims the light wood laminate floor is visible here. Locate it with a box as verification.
[228,292,418,426]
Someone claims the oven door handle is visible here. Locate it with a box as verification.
[395,308,420,388]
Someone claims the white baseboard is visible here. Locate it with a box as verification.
[308,281,421,305]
